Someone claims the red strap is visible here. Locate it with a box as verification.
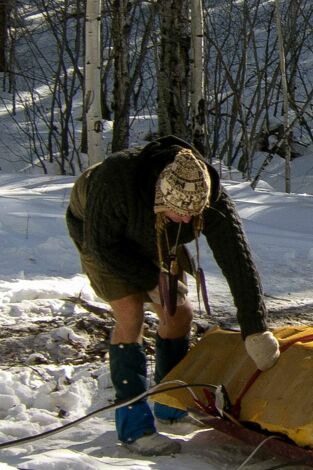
[232,333,313,420]
[279,333,313,352]
[194,388,220,417]
[231,370,261,419]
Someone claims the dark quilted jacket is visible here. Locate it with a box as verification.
[66,136,267,338]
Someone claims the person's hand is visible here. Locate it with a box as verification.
[245,331,280,371]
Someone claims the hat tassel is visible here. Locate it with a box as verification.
[159,259,178,317]
[194,218,211,316]
[196,267,211,316]
[156,213,211,317]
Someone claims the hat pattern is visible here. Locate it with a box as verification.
[154,148,211,216]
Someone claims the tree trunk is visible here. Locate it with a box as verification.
[287,0,300,104]
[275,0,291,193]
[190,0,206,156]
[111,0,131,152]
[85,0,104,165]
[0,1,9,72]
[157,0,190,139]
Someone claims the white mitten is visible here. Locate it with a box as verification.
[245,331,280,371]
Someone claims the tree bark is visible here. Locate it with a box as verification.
[157,0,190,139]
[190,0,206,156]
[111,0,131,152]
[275,0,291,193]
[0,1,9,72]
[85,0,104,165]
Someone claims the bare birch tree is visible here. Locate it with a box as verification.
[190,0,206,156]
[274,0,291,193]
[1,0,313,184]
[85,0,104,165]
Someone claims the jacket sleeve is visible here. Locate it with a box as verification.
[202,188,268,339]
[83,175,159,292]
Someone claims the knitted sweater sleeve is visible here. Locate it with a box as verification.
[203,188,268,339]
[84,168,159,292]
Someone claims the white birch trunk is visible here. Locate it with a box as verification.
[190,0,206,155]
[275,0,291,193]
[85,0,103,166]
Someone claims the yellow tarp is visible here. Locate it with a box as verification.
[152,325,313,448]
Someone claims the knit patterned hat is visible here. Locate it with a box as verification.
[154,149,211,216]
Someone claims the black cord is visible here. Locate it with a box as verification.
[0,382,218,450]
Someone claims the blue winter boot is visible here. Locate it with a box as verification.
[110,342,181,454]
[110,343,155,442]
[153,334,189,423]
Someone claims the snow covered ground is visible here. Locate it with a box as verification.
[1,3,313,467]
[0,161,313,469]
